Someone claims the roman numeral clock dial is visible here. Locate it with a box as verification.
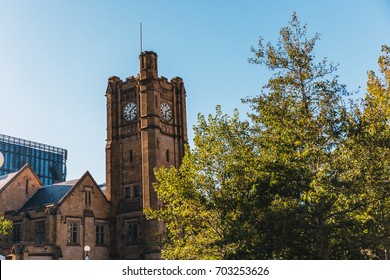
[123,101,137,121]
[160,102,172,122]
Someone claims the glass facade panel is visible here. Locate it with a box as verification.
[0,134,67,185]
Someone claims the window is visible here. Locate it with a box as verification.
[68,222,79,244]
[166,149,170,162]
[125,185,140,199]
[36,221,45,244]
[96,224,105,245]
[127,223,138,245]
[129,150,133,163]
[13,224,21,243]
[25,179,29,194]
[134,185,140,199]
[125,187,131,199]
[85,188,92,206]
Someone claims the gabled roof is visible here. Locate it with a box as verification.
[19,179,78,212]
[0,164,43,194]
[0,172,18,191]
[18,171,108,212]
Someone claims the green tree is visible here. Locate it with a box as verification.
[0,216,12,236]
[339,45,390,259]
[147,107,261,259]
[147,13,389,260]
[245,12,358,259]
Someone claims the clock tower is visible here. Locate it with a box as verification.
[105,51,187,259]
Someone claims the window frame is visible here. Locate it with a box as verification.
[67,221,80,245]
[35,221,45,245]
[12,223,21,243]
[133,185,140,199]
[95,223,105,246]
[85,187,92,206]
[166,149,170,162]
[129,149,133,163]
[126,220,138,245]
[125,187,131,199]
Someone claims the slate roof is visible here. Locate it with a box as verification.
[19,179,79,211]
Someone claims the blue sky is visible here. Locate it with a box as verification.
[1,0,389,184]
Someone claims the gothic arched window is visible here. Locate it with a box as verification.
[68,222,79,244]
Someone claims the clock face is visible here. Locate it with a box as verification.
[160,102,172,122]
[123,102,137,121]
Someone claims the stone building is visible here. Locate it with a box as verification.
[0,50,188,259]
[0,168,110,260]
[0,164,42,216]
[105,51,187,259]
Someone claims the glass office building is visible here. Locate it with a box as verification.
[0,133,67,185]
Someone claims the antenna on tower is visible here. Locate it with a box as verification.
[140,23,143,53]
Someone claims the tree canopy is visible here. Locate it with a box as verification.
[0,216,12,236]
[146,13,389,260]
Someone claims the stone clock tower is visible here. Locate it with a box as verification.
[105,51,187,259]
